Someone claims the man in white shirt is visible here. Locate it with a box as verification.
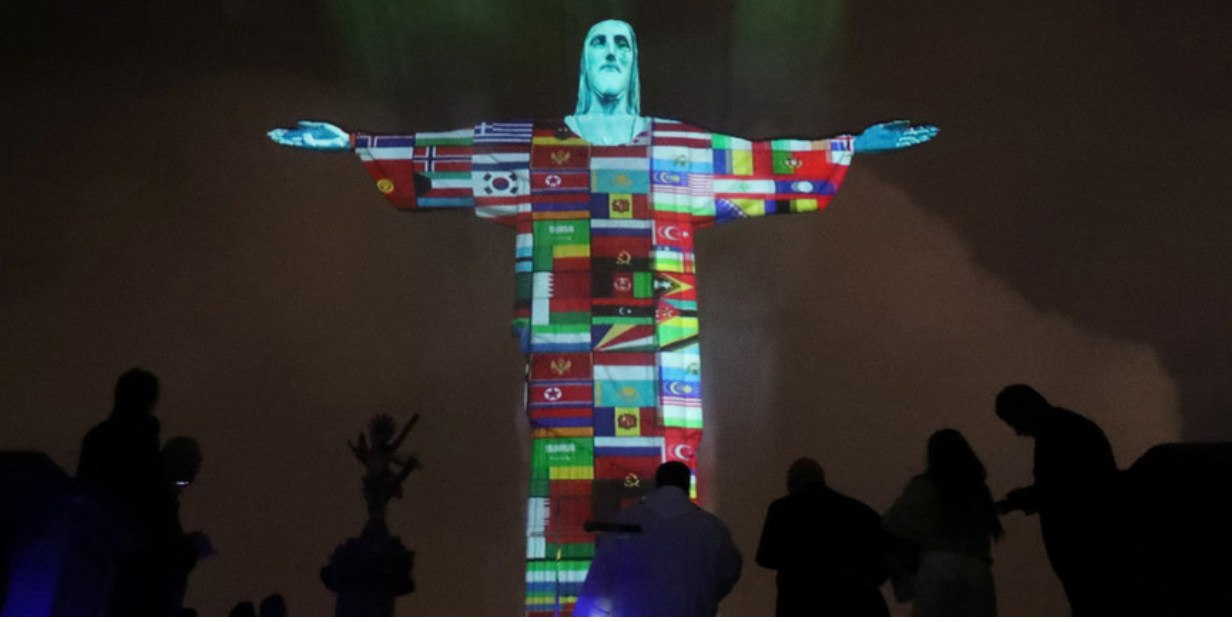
[576,462,742,616]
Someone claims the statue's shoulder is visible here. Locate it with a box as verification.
[649,117,716,136]
[649,116,690,128]
[478,117,568,142]
[647,118,718,148]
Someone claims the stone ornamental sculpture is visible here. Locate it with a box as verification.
[321,413,420,616]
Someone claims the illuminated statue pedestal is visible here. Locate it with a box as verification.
[320,534,414,616]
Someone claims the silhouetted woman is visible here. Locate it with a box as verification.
[883,429,1003,615]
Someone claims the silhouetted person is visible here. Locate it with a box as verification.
[229,600,256,616]
[994,384,1118,615]
[78,368,185,615]
[576,462,742,616]
[78,369,207,615]
[1121,442,1232,614]
[258,592,287,616]
[756,458,889,616]
[159,436,212,614]
[883,429,1003,615]
[77,368,167,522]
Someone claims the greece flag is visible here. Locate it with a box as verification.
[475,120,534,144]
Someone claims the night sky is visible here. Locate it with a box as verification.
[3,0,1230,616]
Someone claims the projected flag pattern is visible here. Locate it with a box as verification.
[353,118,852,615]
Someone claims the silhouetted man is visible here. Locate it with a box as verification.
[756,458,889,616]
[994,384,1118,615]
[78,368,168,526]
[77,368,179,615]
[576,461,742,616]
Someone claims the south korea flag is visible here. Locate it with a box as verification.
[479,170,524,196]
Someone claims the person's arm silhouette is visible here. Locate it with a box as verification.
[995,485,1039,515]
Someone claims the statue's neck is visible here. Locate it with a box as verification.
[566,114,647,146]
[592,92,628,116]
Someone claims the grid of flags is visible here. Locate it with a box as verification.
[354,118,853,616]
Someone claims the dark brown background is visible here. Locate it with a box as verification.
[2,0,1228,615]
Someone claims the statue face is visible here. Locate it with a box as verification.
[584,20,635,101]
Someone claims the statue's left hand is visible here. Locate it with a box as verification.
[267,121,350,151]
[853,120,938,154]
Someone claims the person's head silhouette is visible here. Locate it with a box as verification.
[258,593,287,616]
[655,461,691,493]
[112,367,159,419]
[927,428,987,482]
[995,384,1050,437]
[786,458,826,494]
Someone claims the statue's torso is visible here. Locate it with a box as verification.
[353,112,854,615]
[479,119,706,360]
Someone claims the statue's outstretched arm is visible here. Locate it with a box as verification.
[852,120,938,154]
[267,121,350,151]
[704,119,935,227]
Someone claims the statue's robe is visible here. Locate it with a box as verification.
[353,118,853,615]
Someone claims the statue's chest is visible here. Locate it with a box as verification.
[513,140,702,277]
[501,126,709,353]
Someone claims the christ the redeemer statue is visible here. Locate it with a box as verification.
[269,19,935,616]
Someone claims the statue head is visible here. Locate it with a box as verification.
[576,19,640,116]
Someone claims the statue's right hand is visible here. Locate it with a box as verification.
[266,121,349,151]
